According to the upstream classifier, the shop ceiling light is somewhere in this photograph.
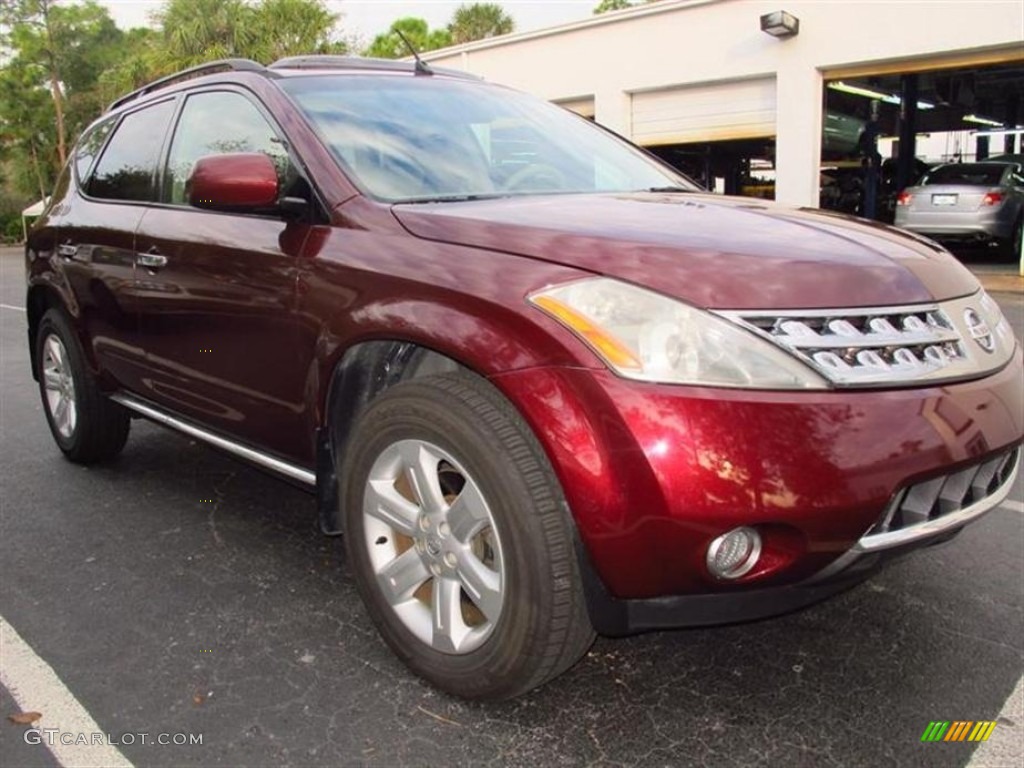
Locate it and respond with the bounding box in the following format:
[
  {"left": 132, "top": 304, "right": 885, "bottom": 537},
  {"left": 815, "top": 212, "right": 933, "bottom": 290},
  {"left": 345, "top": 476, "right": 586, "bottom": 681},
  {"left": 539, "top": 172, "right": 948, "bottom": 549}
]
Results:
[
  {"left": 828, "top": 81, "right": 935, "bottom": 110},
  {"left": 760, "top": 10, "right": 799, "bottom": 38},
  {"left": 964, "top": 114, "right": 1003, "bottom": 127},
  {"left": 972, "top": 127, "right": 1024, "bottom": 137}
]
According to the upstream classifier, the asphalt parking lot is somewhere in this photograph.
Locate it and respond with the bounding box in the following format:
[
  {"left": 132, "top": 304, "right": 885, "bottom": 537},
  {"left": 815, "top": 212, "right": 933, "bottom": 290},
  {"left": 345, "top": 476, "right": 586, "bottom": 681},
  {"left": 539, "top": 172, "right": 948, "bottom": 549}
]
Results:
[{"left": 1, "top": 245, "right": 1022, "bottom": 768}]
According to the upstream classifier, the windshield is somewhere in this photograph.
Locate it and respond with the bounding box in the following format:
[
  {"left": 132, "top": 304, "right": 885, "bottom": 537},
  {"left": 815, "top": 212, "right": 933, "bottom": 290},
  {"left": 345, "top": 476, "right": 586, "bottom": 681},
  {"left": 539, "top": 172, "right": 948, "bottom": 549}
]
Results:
[
  {"left": 279, "top": 74, "right": 698, "bottom": 202},
  {"left": 922, "top": 164, "right": 1008, "bottom": 186}
]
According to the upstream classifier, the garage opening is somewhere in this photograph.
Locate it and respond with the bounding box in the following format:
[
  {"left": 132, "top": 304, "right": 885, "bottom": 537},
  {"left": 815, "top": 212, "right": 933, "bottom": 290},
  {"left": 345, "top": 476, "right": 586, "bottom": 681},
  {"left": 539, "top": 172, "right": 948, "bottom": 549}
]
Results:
[
  {"left": 820, "top": 57, "right": 1024, "bottom": 240},
  {"left": 631, "top": 77, "right": 777, "bottom": 198}
]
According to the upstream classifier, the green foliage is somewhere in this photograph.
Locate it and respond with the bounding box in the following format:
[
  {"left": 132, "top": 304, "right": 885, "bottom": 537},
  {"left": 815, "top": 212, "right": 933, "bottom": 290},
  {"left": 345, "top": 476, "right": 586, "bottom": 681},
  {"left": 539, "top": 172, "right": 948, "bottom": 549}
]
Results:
[
  {"left": 0, "top": 0, "right": 120, "bottom": 196},
  {"left": 0, "top": 0, "right": 346, "bottom": 201},
  {"left": 593, "top": 0, "right": 660, "bottom": 14},
  {"left": 152, "top": 0, "right": 343, "bottom": 71},
  {"left": 364, "top": 17, "right": 451, "bottom": 59},
  {"left": 448, "top": 3, "right": 514, "bottom": 45}
]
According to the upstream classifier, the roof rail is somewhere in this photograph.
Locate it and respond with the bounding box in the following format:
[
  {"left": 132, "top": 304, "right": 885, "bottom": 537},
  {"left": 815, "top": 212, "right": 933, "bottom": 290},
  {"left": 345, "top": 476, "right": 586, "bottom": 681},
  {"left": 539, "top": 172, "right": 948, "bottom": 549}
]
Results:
[
  {"left": 107, "top": 58, "right": 266, "bottom": 112},
  {"left": 269, "top": 55, "right": 481, "bottom": 81}
]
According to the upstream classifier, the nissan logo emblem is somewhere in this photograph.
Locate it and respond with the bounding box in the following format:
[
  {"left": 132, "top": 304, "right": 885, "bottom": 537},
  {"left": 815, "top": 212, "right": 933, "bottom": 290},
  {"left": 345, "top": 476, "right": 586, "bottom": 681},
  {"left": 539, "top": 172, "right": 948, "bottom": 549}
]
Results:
[{"left": 964, "top": 308, "right": 995, "bottom": 353}]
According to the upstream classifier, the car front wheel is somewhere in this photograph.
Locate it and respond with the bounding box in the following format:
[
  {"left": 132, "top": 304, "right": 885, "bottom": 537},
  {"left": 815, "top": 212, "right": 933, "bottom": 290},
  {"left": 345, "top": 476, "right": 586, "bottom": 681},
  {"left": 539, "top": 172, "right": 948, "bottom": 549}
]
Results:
[{"left": 341, "top": 373, "right": 594, "bottom": 700}]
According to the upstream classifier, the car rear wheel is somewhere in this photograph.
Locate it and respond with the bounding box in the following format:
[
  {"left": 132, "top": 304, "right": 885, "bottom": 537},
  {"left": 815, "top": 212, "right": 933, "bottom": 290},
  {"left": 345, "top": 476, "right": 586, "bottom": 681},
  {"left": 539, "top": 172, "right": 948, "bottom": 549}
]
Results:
[
  {"left": 341, "top": 373, "right": 594, "bottom": 700},
  {"left": 1002, "top": 216, "right": 1023, "bottom": 261},
  {"left": 36, "top": 309, "right": 130, "bottom": 463}
]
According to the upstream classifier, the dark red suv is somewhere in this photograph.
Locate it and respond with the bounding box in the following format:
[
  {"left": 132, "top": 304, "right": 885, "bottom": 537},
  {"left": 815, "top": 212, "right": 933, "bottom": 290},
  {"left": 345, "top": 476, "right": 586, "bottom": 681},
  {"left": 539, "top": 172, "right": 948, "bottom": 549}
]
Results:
[{"left": 25, "top": 56, "right": 1023, "bottom": 700}]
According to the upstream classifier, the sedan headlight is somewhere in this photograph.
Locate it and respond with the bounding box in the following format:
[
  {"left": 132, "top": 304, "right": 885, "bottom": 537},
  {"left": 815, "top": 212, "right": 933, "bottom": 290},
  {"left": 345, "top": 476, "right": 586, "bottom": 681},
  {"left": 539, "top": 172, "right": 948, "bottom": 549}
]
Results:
[{"left": 529, "top": 278, "right": 828, "bottom": 389}]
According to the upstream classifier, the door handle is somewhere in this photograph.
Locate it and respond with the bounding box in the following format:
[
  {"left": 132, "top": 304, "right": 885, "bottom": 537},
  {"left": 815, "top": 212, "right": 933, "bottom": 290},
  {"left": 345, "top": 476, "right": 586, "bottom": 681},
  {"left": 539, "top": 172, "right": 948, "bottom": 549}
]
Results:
[
  {"left": 57, "top": 243, "right": 78, "bottom": 259},
  {"left": 137, "top": 250, "right": 168, "bottom": 269}
]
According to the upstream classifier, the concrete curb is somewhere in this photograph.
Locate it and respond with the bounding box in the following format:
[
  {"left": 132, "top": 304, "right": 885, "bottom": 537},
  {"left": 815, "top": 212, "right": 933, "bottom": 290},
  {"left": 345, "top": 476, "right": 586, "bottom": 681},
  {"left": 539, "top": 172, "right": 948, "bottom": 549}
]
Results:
[{"left": 974, "top": 274, "right": 1024, "bottom": 295}]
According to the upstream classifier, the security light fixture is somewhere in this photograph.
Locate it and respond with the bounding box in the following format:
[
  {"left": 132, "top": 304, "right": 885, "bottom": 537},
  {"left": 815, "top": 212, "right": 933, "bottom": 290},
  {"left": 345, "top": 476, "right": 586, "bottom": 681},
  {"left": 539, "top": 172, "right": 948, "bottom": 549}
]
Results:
[{"left": 760, "top": 10, "right": 799, "bottom": 38}]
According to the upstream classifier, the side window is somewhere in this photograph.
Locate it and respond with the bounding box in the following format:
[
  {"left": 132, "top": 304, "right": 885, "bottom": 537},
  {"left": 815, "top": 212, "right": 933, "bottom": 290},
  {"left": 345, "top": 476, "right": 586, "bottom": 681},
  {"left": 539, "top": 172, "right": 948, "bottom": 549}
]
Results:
[
  {"left": 165, "top": 91, "right": 290, "bottom": 205},
  {"left": 74, "top": 118, "right": 116, "bottom": 185},
  {"left": 88, "top": 101, "right": 175, "bottom": 202}
]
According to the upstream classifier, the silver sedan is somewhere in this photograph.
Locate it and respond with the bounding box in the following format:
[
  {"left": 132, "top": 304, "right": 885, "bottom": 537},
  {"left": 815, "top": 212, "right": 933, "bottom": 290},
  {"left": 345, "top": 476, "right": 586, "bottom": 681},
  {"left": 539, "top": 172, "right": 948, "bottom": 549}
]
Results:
[{"left": 895, "top": 161, "right": 1024, "bottom": 258}]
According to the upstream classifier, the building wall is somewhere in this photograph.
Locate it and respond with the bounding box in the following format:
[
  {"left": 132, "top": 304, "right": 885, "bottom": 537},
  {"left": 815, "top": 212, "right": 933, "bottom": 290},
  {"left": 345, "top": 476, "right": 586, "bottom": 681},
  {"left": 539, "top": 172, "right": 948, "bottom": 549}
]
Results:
[{"left": 422, "top": 0, "right": 1024, "bottom": 207}]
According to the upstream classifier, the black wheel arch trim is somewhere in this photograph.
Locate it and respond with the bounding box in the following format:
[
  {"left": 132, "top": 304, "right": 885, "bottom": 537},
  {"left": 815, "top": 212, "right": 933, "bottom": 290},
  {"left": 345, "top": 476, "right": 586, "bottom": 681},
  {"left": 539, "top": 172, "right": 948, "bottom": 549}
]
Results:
[{"left": 317, "top": 340, "right": 462, "bottom": 534}]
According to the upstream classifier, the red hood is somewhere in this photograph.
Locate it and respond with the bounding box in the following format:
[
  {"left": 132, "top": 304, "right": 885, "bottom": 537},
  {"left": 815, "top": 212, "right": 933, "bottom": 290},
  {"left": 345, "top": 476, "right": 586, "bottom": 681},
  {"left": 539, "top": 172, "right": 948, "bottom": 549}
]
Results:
[{"left": 391, "top": 192, "right": 979, "bottom": 310}]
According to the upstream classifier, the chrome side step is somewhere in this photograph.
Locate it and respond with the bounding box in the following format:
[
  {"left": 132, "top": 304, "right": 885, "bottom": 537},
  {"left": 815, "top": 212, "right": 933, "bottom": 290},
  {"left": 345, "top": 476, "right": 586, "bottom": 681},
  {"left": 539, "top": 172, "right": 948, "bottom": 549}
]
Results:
[{"left": 110, "top": 393, "right": 316, "bottom": 487}]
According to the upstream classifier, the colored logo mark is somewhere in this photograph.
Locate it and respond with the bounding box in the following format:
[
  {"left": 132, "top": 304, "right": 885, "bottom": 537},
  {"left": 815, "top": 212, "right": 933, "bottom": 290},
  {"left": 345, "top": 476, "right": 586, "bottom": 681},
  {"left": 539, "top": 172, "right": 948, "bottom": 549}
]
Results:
[{"left": 921, "top": 721, "right": 997, "bottom": 742}]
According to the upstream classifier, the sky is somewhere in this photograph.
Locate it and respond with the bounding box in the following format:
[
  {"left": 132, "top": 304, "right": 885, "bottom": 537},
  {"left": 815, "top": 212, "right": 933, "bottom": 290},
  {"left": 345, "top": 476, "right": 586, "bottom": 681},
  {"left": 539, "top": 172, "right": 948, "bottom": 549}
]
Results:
[{"left": 97, "top": 1, "right": 598, "bottom": 44}]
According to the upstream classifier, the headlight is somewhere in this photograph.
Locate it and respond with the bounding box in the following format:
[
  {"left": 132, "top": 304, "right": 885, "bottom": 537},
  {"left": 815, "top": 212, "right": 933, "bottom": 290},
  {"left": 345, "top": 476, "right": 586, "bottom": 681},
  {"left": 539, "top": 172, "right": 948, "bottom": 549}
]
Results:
[
  {"left": 979, "top": 288, "right": 1017, "bottom": 349},
  {"left": 529, "top": 278, "right": 828, "bottom": 389}
]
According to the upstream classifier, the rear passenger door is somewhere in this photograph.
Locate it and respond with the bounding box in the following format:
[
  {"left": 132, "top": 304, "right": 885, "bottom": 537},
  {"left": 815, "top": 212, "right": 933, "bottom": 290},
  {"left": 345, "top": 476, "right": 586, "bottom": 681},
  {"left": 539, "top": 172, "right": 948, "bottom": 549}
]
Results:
[
  {"left": 59, "top": 99, "right": 176, "bottom": 391},
  {"left": 133, "top": 88, "right": 317, "bottom": 464}
]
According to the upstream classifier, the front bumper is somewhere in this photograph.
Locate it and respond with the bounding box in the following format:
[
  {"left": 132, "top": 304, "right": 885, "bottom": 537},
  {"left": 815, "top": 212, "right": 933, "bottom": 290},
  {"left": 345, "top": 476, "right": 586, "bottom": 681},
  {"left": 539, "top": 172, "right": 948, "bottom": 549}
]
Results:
[{"left": 492, "top": 347, "right": 1024, "bottom": 631}]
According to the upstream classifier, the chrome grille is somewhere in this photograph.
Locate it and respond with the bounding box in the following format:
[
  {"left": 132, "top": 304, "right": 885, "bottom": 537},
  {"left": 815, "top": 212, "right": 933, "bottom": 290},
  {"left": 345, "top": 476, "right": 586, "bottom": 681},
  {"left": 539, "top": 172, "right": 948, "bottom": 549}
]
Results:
[
  {"left": 719, "top": 292, "right": 1016, "bottom": 388},
  {"left": 865, "top": 446, "right": 1020, "bottom": 544}
]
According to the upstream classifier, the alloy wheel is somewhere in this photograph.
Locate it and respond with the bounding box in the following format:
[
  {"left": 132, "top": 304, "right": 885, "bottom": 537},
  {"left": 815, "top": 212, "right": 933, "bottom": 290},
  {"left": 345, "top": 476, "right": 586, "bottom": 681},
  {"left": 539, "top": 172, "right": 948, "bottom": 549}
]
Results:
[
  {"left": 42, "top": 334, "right": 78, "bottom": 438},
  {"left": 362, "top": 439, "right": 505, "bottom": 655}
]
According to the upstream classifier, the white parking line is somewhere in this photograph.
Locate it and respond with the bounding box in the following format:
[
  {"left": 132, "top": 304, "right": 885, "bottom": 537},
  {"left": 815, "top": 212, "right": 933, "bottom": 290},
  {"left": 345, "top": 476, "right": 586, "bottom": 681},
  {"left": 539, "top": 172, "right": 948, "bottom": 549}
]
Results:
[
  {"left": 1001, "top": 499, "right": 1024, "bottom": 514},
  {"left": 967, "top": 675, "right": 1023, "bottom": 767},
  {"left": 0, "top": 615, "right": 133, "bottom": 768},
  {"left": 0, "top": 304, "right": 26, "bottom": 312}
]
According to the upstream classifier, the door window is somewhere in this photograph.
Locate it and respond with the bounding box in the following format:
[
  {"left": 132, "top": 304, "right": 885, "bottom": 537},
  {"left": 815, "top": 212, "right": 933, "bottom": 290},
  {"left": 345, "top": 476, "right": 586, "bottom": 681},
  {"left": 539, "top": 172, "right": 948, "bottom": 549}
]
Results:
[
  {"left": 74, "top": 118, "right": 116, "bottom": 185},
  {"left": 164, "top": 91, "right": 291, "bottom": 205},
  {"left": 88, "top": 100, "right": 175, "bottom": 201}
]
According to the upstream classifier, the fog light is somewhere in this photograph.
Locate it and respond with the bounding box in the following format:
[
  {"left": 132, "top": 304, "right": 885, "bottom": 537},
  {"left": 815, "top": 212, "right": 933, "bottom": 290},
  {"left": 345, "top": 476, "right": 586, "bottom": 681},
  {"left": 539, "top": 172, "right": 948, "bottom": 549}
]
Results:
[{"left": 706, "top": 527, "right": 762, "bottom": 580}]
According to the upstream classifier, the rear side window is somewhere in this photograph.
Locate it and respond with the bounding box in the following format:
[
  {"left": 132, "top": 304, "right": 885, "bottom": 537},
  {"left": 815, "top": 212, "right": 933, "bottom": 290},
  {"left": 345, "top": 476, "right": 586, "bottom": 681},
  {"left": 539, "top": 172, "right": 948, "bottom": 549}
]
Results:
[
  {"left": 164, "top": 91, "right": 290, "bottom": 205},
  {"left": 74, "top": 118, "right": 115, "bottom": 185},
  {"left": 922, "top": 164, "right": 1008, "bottom": 187},
  {"left": 88, "top": 100, "right": 175, "bottom": 202}
]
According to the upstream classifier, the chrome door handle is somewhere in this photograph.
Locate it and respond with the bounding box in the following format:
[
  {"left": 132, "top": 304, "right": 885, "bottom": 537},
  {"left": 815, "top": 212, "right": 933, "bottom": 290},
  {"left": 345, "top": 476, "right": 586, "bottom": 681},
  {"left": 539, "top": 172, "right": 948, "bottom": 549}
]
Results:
[
  {"left": 57, "top": 243, "right": 78, "bottom": 258},
  {"left": 137, "top": 251, "right": 168, "bottom": 269}
]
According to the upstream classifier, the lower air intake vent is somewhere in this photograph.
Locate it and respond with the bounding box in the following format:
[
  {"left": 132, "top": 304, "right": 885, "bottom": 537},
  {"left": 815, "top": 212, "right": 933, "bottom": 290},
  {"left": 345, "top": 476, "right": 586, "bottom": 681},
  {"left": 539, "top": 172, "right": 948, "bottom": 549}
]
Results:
[{"left": 864, "top": 446, "right": 1020, "bottom": 546}]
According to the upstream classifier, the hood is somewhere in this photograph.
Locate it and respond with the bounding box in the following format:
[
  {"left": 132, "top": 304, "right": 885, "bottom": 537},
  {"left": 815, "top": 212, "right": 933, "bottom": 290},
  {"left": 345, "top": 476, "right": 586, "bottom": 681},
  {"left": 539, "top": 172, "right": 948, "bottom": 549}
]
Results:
[{"left": 391, "top": 193, "right": 979, "bottom": 310}]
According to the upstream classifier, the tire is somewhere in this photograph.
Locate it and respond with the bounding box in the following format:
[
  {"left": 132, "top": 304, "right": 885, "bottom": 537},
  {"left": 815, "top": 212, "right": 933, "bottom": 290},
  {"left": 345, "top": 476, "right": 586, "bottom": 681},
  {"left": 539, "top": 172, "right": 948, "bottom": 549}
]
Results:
[
  {"left": 1001, "top": 216, "right": 1023, "bottom": 262},
  {"left": 341, "top": 373, "right": 595, "bottom": 700},
  {"left": 35, "top": 308, "right": 130, "bottom": 463}
]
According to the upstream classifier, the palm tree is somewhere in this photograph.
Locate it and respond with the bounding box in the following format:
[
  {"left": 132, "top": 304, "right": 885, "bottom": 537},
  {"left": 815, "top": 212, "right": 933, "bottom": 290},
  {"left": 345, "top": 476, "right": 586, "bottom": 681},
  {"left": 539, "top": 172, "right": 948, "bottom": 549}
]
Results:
[
  {"left": 448, "top": 3, "right": 514, "bottom": 46},
  {"left": 365, "top": 17, "right": 451, "bottom": 59}
]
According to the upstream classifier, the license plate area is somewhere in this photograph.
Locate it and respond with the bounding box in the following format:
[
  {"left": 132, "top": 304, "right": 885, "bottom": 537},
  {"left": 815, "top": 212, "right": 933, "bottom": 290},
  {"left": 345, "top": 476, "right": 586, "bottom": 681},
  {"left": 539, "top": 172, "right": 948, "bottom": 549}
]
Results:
[{"left": 931, "top": 193, "right": 958, "bottom": 206}]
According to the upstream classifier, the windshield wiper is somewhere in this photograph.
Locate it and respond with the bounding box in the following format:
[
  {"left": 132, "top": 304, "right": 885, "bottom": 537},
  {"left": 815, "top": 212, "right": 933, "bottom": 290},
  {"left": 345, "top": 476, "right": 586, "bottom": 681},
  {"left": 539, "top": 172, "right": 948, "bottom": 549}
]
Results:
[
  {"left": 398, "top": 193, "right": 510, "bottom": 204},
  {"left": 642, "top": 186, "right": 696, "bottom": 193}
]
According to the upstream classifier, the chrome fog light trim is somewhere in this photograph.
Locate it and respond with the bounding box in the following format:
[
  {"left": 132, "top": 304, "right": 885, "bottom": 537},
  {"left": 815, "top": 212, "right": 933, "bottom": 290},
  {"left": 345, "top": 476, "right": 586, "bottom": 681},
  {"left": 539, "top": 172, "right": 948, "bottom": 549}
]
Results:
[{"left": 706, "top": 527, "right": 762, "bottom": 580}]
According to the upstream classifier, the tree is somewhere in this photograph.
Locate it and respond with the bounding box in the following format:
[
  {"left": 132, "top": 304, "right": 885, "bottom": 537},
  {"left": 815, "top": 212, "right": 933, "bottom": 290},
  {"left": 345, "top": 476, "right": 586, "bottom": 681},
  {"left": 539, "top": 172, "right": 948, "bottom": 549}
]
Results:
[
  {"left": 152, "top": 0, "right": 344, "bottom": 71},
  {"left": 364, "top": 17, "right": 451, "bottom": 59},
  {"left": 0, "top": 0, "right": 348, "bottom": 205},
  {"left": 0, "top": 0, "right": 124, "bottom": 191},
  {"left": 448, "top": 3, "right": 513, "bottom": 45},
  {"left": 593, "top": 0, "right": 632, "bottom": 12},
  {"left": 593, "top": 0, "right": 662, "bottom": 14}
]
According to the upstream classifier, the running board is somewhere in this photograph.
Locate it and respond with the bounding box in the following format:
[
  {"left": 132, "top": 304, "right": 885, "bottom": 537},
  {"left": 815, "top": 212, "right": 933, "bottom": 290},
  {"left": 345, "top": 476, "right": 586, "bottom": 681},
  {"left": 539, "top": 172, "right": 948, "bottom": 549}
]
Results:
[{"left": 110, "top": 393, "right": 316, "bottom": 487}]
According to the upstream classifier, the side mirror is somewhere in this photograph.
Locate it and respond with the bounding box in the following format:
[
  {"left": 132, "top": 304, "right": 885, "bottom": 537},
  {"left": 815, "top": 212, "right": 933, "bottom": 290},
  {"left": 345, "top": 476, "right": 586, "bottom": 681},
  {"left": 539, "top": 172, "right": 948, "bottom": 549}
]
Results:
[{"left": 187, "top": 153, "right": 279, "bottom": 210}]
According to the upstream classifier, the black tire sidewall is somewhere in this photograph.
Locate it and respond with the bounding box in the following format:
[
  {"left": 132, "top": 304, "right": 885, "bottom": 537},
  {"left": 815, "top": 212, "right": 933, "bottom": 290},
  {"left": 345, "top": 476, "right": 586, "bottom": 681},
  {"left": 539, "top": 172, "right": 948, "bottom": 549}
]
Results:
[{"left": 342, "top": 379, "right": 569, "bottom": 699}]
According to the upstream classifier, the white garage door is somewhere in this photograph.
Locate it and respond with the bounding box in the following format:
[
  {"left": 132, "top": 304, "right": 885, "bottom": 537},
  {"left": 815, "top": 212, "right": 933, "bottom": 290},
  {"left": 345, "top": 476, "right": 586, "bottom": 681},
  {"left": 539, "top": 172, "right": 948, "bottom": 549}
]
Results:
[
  {"left": 631, "top": 77, "right": 777, "bottom": 146},
  {"left": 553, "top": 97, "right": 595, "bottom": 119}
]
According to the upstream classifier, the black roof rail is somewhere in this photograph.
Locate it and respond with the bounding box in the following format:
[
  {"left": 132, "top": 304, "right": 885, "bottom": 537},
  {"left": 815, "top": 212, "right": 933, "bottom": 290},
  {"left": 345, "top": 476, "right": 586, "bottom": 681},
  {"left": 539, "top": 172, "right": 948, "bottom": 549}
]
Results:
[
  {"left": 107, "top": 58, "right": 266, "bottom": 112},
  {"left": 269, "top": 55, "right": 481, "bottom": 81}
]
